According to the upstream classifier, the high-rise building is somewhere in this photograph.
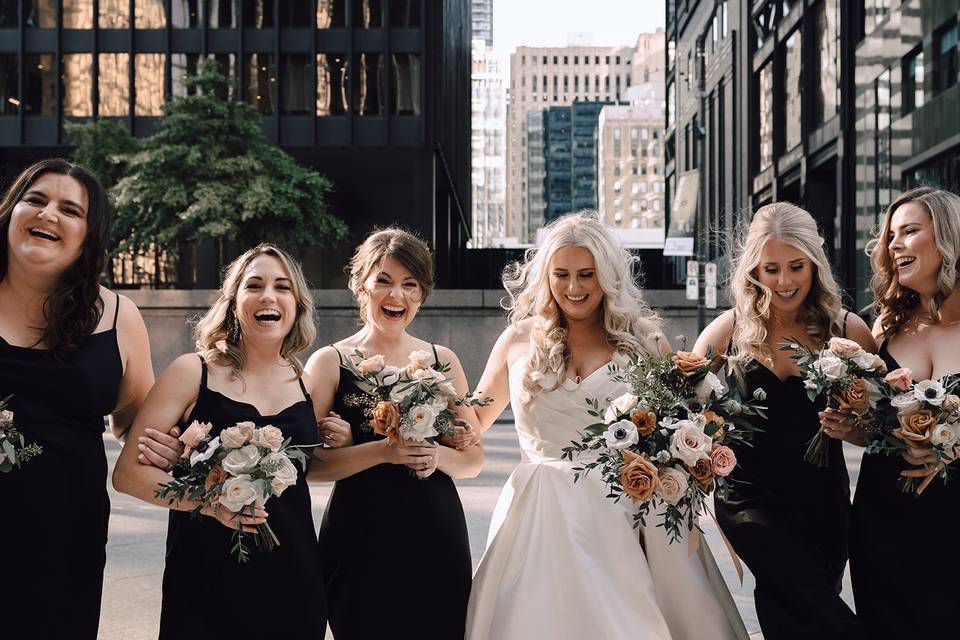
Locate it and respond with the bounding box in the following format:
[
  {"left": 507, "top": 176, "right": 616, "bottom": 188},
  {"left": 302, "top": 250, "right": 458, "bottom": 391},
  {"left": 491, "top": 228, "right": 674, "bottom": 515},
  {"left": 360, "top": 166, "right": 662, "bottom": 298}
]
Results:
[
  {"left": 470, "top": 39, "right": 506, "bottom": 248},
  {"left": 597, "top": 84, "right": 666, "bottom": 233},
  {"left": 470, "top": 0, "right": 493, "bottom": 47},
  {"left": 506, "top": 31, "right": 665, "bottom": 243}
]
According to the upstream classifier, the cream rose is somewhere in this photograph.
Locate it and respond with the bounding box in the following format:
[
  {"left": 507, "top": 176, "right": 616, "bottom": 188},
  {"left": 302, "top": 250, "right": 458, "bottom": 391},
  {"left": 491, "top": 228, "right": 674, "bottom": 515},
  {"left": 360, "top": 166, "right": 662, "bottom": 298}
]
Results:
[
  {"left": 669, "top": 424, "right": 713, "bottom": 466},
  {"left": 356, "top": 353, "right": 386, "bottom": 374},
  {"left": 218, "top": 475, "right": 261, "bottom": 512},
  {"left": 221, "top": 444, "right": 263, "bottom": 475},
  {"left": 221, "top": 425, "right": 252, "bottom": 449},
  {"left": 710, "top": 444, "right": 737, "bottom": 477},
  {"left": 884, "top": 368, "right": 913, "bottom": 391},
  {"left": 891, "top": 391, "right": 923, "bottom": 414},
  {"left": 694, "top": 371, "right": 726, "bottom": 401},
  {"left": 375, "top": 365, "right": 403, "bottom": 387},
  {"left": 929, "top": 423, "right": 959, "bottom": 448},
  {"left": 943, "top": 394, "right": 960, "bottom": 413},
  {"left": 408, "top": 350, "right": 434, "bottom": 369},
  {"left": 611, "top": 392, "right": 639, "bottom": 416},
  {"left": 828, "top": 337, "right": 864, "bottom": 358},
  {"left": 850, "top": 350, "right": 881, "bottom": 371},
  {"left": 262, "top": 452, "right": 299, "bottom": 496},
  {"left": 812, "top": 355, "right": 847, "bottom": 381},
  {"left": 252, "top": 425, "right": 284, "bottom": 451},
  {"left": 620, "top": 451, "right": 659, "bottom": 503},
  {"left": 656, "top": 466, "right": 689, "bottom": 505},
  {"left": 401, "top": 404, "right": 440, "bottom": 442}
]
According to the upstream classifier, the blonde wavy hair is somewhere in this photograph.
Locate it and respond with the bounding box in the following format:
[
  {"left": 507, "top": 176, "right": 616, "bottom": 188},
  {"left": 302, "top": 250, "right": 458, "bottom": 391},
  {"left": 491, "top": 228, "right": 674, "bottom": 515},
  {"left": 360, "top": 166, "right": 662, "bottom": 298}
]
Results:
[
  {"left": 503, "top": 211, "right": 663, "bottom": 398},
  {"left": 867, "top": 187, "right": 960, "bottom": 340},
  {"left": 728, "top": 202, "right": 844, "bottom": 366},
  {"left": 195, "top": 243, "right": 316, "bottom": 378}
]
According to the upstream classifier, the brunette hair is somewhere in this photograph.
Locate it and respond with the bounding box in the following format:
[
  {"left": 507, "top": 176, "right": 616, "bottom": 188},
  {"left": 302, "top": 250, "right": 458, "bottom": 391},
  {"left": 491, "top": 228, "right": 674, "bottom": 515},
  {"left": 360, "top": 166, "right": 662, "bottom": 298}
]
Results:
[{"left": 347, "top": 228, "right": 434, "bottom": 323}]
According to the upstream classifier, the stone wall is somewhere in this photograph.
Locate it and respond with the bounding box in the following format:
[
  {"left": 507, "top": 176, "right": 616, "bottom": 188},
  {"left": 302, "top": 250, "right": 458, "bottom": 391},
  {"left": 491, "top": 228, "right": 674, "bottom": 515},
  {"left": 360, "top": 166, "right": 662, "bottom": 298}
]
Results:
[{"left": 125, "top": 289, "right": 722, "bottom": 384}]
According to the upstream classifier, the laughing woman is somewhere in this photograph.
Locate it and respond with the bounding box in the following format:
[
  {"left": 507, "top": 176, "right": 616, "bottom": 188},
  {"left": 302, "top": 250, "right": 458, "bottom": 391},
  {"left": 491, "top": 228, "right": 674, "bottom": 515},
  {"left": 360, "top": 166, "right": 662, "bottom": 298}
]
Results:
[
  {"left": 0, "top": 159, "right": 156, "bottom": 639},
  {"left": 306, "top": 228, "right": 482, "bottom": 640},
  {"left": 113, "top": 244, "right": 327, "bottom": 640}
]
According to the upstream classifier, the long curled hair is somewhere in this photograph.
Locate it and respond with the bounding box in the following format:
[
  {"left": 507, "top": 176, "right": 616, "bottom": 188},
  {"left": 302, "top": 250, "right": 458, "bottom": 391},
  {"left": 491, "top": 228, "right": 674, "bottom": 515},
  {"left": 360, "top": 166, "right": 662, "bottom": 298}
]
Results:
[
  {"left": 0, "top": 158, "right": 112, "bottom": 351},
  {"left": 867, "top": 187, "right": 960, "bottom": 340},
  {"left": 728, "top": 202, "right": 844, "bottom": 366},
  {"left": 195, "top": 243, "right": 316, "bottom": 378},
  {"left": 503, "top": 211, "right": 662, "bottom": 398}
]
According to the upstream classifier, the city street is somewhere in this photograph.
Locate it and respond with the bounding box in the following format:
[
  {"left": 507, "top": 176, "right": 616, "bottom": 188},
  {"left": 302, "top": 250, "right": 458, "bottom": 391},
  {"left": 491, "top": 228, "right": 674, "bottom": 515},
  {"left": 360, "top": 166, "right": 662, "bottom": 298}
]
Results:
[{"left": 97, "top": 418, "right": 860, "bottom": 639}]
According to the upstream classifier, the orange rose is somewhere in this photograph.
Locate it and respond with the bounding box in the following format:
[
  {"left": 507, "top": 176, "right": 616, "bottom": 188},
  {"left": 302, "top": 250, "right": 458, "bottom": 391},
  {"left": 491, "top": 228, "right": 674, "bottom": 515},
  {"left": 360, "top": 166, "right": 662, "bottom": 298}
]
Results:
[
  {"left": 205, "top": 464, "right": 226, "bottom": 492},
  {"left": 690, "top": 458, "right": 715, "bottom": 488},
  {"left": 893, "top": 410, "right": 935, "bottom": 451},
  {"left": 619, "top": 450, "right": 659, "bottom": 503},
  {"left": 835, "top": 378, "right": 869, "bottom": 414},
  {"left": 630, "top": 410, "right": 658, "bottom": 436},
  {"left": 370, "top": 401, "right": 401, "bottom": 439},
  {"left": 702, "top": 410, "right": 724, "bottom": 427},
  {"left": 943, "top": 394, "right": 960, "bottom": 413},
  {"left": 672, "top": 351, "right": 710, "bottom": 376}
]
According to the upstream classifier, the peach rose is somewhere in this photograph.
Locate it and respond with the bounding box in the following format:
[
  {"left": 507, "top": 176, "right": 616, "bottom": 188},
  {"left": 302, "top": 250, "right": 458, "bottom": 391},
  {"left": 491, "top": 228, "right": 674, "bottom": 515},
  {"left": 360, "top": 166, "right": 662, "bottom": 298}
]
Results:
[
  {"left": 893, "top": 410, "right": 935, "bottom": 450},
  {"left": 370, "top": 400, "right": 401, "bottom": 439},
  {"left": 408, "top": 350, "right": 434, "bottom": 370},
  {"left": 835, "top": 378, "right": 869, "bottom": 414},
  {"left": 710, "top": 444, "right": 737, "bottom": 477},
  {"left": 221, "top": 424, "right": 253, "bottom": 449},
  {"left": 179, "top": 420, "right": 213, "bottom": 452},
  {"left": 828, "top": 336, "right": 864, "bottom": 358},
  {"left": 656, "top": 466, "right": 689, "bottom": 505},
  {"left": 630, "top": 410, "right": 658, "bottom": 436},
  {"left": 205, "top": 464, "right": 226, "bottom": 492},
  {"left": 690, "top": 458, "right": 715, "bottom": 488},
  {"left": 619, "top": 450, "right": 659, "bottom": 503},
  {"left": 702, "top": 410, "right": 724, "bottom": 428},
  {"left": 672, "top": 351, "right": 710, "bottom": 376},
  {"left": 883, "top": 367, "right": 913, "bottom": 391},
  {"left": 356, "top": 353, "right": 386, "bottom": 374},
  {"left": 252, "top": 425, "right": 284, "bottom": 451},
  {"left": 943, "top": 394, "right": 960, "bottom": 413}
]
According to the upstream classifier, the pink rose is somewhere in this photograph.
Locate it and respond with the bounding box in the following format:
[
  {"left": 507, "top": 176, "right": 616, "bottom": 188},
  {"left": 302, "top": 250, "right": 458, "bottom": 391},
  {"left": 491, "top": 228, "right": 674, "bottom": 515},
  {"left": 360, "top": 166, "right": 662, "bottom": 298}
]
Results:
[
  {"left": 884, "top": 367, "right": 913, "bottom": 391},
  {"left": 179, "top": 420, "right": 212, "bottom": 453},
  {"left": 710, "top": 444, "right": 737, "bottom": 477},
  {"left": 828, "top": 337, "right": 864, "bottom": 358},
  {"left": 408, "top": 350, "right": 434, "bottom": 370},
  {"left": 356, "top": 354, "right": 386, "bottom": 374}
]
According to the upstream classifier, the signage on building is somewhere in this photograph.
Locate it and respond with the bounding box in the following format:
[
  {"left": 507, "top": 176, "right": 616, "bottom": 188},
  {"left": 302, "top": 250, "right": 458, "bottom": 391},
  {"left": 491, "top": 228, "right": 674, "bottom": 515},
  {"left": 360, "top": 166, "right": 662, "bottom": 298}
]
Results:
[{"left": 663, "top": 169, "right": 698, "bottom": 256}]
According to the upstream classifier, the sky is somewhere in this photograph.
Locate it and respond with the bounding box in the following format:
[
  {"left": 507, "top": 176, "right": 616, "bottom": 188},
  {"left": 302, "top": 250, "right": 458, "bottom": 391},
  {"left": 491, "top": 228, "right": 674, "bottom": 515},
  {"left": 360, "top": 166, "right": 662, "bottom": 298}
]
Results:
[{"left": 491, "top": 0, "right": 667, "bottom": 71}]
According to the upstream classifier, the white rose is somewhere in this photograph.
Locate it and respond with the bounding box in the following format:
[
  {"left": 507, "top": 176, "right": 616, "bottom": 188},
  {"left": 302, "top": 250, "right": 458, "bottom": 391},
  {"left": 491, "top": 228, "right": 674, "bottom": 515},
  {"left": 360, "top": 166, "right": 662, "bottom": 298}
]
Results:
[
  {"left": 262, "top": 452, "right": 299, "bottom": 496},
  {"left": 438, "top": 380, "right": 458, "bottom": 397},
  {"left": 891, "top": 391, "right": 924, "bottom": 414},
  {"left": 401, "top": 404, "right": 440, "bottom": 442},
  {"left": 356, "top": 353, "right": 386, "bottom": 374},
  {"left": 753, "top": 388, "right": 767, "bottom": 401},
  {"left": 430, "top": 394, "right": 449, "bottom": 412},
  {"left": 914, "top": 379, "right": 947, "bottom": 406},
  {"left": 694, "top": 372, "right": 726, "bottom": 400},
  {"left": 930, "top": 423, "right": 958, "bottom": 448},
  {"left": 656, "top": 466, "right": 690, "bottom": 505},
  {"left": 812, "top": 355, "right": 847, "bottom": 381},
  {"left": 220, "top": 425, "right": 250, "bottom": 449},
  {"left": 252, "top": 425, "right": 284, "bottom": 451},
  {"left": 611, "top": 392, "right": 639, "bottom": 415},
  {"left": 218, "top": 475, "right": 261, "bottom": 512},
  {"left": 669, "top": 424, "right": 713, "bottom": 466},
  {"left": 850, "top": 350, "right": 876, "bottom": 371},
  {"left": 189, "top": 436, "right": 221, "bottom": 466},
  {"left": 221, "top": 444, "right": 263, "bottom": 475},
  {"left": 408, "top": 350, "right": 434, "bottom": 369},
  {"left": 603, "top": 419, "right": 639, "bottom": 449},
  {"left": 377, "top": 365, "right": 403, "bottom": 387}
]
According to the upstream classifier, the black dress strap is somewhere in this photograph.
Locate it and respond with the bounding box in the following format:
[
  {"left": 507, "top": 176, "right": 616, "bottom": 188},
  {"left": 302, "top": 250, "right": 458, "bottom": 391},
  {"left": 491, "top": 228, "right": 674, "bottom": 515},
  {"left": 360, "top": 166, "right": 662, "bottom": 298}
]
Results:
[
  {"left": 297, "top": 376, "right": 309, "bottom": 399},
  {"left": 112, "top": 291, "right": 121, "bottom": 329},
  {"left": 842, "top": 310, "right": 850, "bottom": 338},
  {"left": 197, "top": 354, "right": 208, "bottom": 389},
  {"left": 331, "top": 345, "right": 345, "bottom": 366},
  {"left": 725, "top": 311, "right": 737, "bottom": 356},
  {"left": 431, "top": 343, "right": 441, "bottom": 369}
]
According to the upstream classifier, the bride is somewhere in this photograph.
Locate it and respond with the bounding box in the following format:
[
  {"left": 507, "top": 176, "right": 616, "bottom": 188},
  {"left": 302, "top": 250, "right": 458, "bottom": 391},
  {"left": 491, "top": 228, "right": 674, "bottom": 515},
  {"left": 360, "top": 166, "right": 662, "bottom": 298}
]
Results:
[{"left": 464, "top": 212, "right": 747, "bottom": 639}]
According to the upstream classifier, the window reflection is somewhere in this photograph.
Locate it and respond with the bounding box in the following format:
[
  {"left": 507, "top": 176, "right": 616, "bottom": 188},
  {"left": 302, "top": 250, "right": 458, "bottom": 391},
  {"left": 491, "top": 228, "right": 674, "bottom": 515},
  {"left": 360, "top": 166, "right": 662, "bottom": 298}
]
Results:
[
  {"left": 758, "top": 62, "right": 773, "bottom": 170},
  {"left": 24, "top": 54, "right": 55, "bottom": 115},
  {"left": 171, "top": 0, "right": 200, "bottom": 27},
  {"left": 173, "top": 53, "right": 235, "bottom": 98},
  {"left": 62, "top": 54, "right": 93, "bottom": 117},
  {"left": 0, "top": 55, "right": 18, "bottom": 115},
  {"left": 99, "top": 53, "right": 130, "bottom": 116},
  {"left": 353, "top": 0, "right": 382, "bottom": 28},
  {"left": 316, "top": 0, "right": 346, "bottom": 28},
  {"left": 903, "top": 49, "right": 924, "bottom": 116},
  {"left": 354, "top": 53, "right": 383, "bottom": 115},
  {"left": 136, "top": 0, "right": 167, "bottom": 28},
  {"left": 99, "top": 0, "right": 130, "bottom": 28},
  {"left": 814, "top": 0, "right": 839, "bottom": 126},
  {"left": 281, "top": 54, "right": 311, "bottom": 114},
  {"left": 390, "top": 53, "right": 420, "bottom": 115},
  {"left": 244, "top": 53, "right": 275, "bottom": 114},
  {"left": 390, "top": 0, "right": 420, "bottom": 27},
  {"left": 317, "top": 53, "right": 348, "bottom": 115},
  {"left": 242, "top": 1, "right": 275, "bottom": 28},
  {"left": 63, "top": 0, "right": 93, "bottom": 28},
  {"left": 279, "top": 1, "right": 311, "bottom": 27},
  {"left": 27, "top": 0, "right": 56, "bottom": 27},
  {"left": 783, "top": 30, "right": 802, "bottom": 151},
  {"left": 136, "top": 54, "right": 165, "bottom": 116},
  {"left": 207, "top": 0, "right": 237, "bottom": 28}
]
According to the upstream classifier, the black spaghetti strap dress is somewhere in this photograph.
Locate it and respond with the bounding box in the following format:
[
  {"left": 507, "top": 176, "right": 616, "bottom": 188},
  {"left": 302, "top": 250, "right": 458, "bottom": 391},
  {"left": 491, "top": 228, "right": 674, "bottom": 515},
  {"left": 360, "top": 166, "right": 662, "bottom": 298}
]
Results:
[
  {"left": 318, "top": 345, "right": 472, "bottom": 640},
  {"left": 848, "top": 341, "right": 960, "bottom": 638},
  {"left": 0, "top": 292, "right": 123, "bottom": 640},
  {"left": 158, "top": 356, "right": 326, "bottom": 640},
  {"left": 715, "top": 315, "right": 867, "bottom": 639}
]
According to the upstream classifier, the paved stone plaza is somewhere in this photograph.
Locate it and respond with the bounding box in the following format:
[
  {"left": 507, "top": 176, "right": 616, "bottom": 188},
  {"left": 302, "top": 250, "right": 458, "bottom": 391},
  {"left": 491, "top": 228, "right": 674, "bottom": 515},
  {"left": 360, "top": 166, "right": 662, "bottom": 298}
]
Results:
[{"left": 98, "top": 421, "right": 859, "bottom": 639}]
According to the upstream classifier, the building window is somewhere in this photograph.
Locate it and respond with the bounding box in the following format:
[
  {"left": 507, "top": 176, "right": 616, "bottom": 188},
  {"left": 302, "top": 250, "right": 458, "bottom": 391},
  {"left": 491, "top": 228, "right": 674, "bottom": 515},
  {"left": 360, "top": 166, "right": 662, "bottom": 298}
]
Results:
[
  {"left": 317, "top": 0, "right": 347, "bottom": 27},
  {"left": 27, "top": 1, "right": 56, "bottom": 27},
  {"left": 563, "top": 56, "right": 568, "bottom": 65},
  {"left": 207, "top": 0, "right": 237, "bottom": 27},
  {"left": 783, "top": 29, "right": 802, "bottom": 152},
  {"left": 614, "top": 165, "right": 621, "bottom": 177},
  {"left": 98, "top": 53, "right": 129, "bottom": 116},
  {"left": 244, "top": 53, "right": 276, "bottom": 114},
  {"left": 0, "top": 1, "right": 16, "bottom": 27},
  {"left": 279, "top": 1, "right": 312, "bottom": 26},
  {"left": 64, "top": 0, "right": 93, "bottom": 28},
  {"left": 172, "top": 53, "right": 200, "bottom": 97},
  {"left": 631, "top": 182, "right": 639, "bottom": 194},
  {"left": 814, "top": 0, "right": 839, "bottom": 126},
  {"left": 0, "top": 55, "right": 19, "bottom": 115},
  {"left": 317, "top": 53, "right": 348, "bottom": 115},
  {"left": 391, "top": 53, "right": 420, "bottom": 115},
  {"left": 903, "top": 47, "right": 925, "bottom": 116},
  {"left": 758, "top": 61, "right": 773, "bottom": 170},
  {"left": 876, "top": 68, "right": 892, "bottom": 208},
  {"left": 631, "top": 198, "right": 639, "bottom": 212},
  {"left": 722, "top": 1, "right": 729, "bottom": 38},
  {"left": 170, "top": 0, "right": 200, "bottom": 27},
  {"left": 389, "top": 0, "right": 419, "bottom": 27},
  {"left": 135, "top": 53, "right": 165, "bottom": 116},
  {"left": 574, "top": 56, "right": 579, "bottom": 64},
  {"left": 553, "top": 56, "right": 558, "bottom": 65},
  {"left": 613, "top": 180, "right": 621, "bottom": 194},
  {"left": 242, "top": 0, "right": 274, "bottom": 28},
  {"left": 136, "top": 0, "right": 167, "bottom": 28},
  {"left": 354, "top": 53, "right": 383, "bottom": 115},
  {"left": 935, "top": 20, "right": 958, "bottom": 95},
  {"left": 281, "top": 54, "right": 311, "bottom": 114},
  {"left": 640, "top": 182, "right": 647, "bottom": 193},
  {"left": 62, "top": 54, "right": 93, "bottom": 117},
  {"left": 613, "top": 127, "right": 622, "bottom": 157},
  {"left": 99, "top": 0, "right": 129, "bottom": 28}
]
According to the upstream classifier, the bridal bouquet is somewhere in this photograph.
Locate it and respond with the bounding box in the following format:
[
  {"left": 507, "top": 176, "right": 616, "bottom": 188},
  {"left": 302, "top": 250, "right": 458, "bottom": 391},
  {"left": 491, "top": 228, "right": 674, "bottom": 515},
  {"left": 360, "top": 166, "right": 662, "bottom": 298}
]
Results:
[
  {"left": 156, "top": 420, "right": 312, "bottom": 562},
  {"left": 864, "top": 368, "right": 960, "bottom": 494},
  {"left": 343, "top": 350, "right": 489, "bottom": 444},
  {"left": 0, "top": 395, "right": 43, "bottom": 473},
  {"left": 561, "top": 351, "right": 765, "bottom": 543},
  {"left": 781, "top": 336, "right": 888, "bottom": 467}
]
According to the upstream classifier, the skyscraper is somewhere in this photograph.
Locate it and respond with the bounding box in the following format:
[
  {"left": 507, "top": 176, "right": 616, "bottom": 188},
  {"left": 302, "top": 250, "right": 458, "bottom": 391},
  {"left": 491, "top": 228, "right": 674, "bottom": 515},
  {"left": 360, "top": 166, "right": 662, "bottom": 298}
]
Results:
[
  {"left": 470, "top": 39, "right": 506, "bottom": 247},
  {"left": 470, "top": 0, "right": 493, "bottom": 47}
]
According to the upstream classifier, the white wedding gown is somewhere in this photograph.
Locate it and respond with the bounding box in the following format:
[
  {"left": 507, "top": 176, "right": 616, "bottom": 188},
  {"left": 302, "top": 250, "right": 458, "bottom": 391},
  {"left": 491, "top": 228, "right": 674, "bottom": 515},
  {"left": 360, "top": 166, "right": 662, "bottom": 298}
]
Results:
[{"left": 465, "top": 357, "right": 748, "bottom": 640}]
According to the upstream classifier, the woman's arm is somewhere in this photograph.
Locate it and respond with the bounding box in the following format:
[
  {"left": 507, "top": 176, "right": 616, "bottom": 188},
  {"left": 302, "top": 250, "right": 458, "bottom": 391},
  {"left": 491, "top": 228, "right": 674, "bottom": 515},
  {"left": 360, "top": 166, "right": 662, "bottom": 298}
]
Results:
[
  {"left": 693, "top": 309, "right": 735, "bottom": 358},
  {"left": 109, "top": 294, "right": 155, "bottom": 442},
  {"left": 427, "top": 346, "right": 483, "bottom": 480},
  {"left": 472, "top": 327, "right": 520, "bottom": 433}
]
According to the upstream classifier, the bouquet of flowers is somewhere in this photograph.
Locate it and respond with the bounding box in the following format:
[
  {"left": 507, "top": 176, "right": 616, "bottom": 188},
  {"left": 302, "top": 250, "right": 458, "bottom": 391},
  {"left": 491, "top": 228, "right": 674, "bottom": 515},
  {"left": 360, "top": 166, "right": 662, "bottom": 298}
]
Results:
[
  {"left": 864, "top": 368, "right": 960, "bottom": 494},
  {"left": 0, "top": 395, "right": 43, "bottom": 472},
  {"left": 156, "top": 420, "right": 312, "bottom": 562},
  {"left": 781, "top": 336, "right": 888, "bottom": 467},
  {"left": 561, "top": 351, "right": 765, "bottom": 543},
  {"left": 343, "top": 350, "right": 490, "bottom": 444}
]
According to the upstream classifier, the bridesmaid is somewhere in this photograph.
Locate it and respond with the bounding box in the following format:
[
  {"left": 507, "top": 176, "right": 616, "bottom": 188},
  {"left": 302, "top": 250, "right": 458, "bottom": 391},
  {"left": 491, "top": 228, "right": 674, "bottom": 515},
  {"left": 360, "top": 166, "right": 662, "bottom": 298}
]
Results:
[
  {"left": 842, "top": 187, "right": 960, "bottom": 637},
  {"left": 306, "top": 228, "right": 481, "bottom": 640},
  {"left": 0, "top": 158, "right": 157, "bottom": 639},
  {"left": 694, "top": 203, "right": 872, "bottom": 639},
  {"left": 113, "top": 244, "right": 330, "bottom": 639}
]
